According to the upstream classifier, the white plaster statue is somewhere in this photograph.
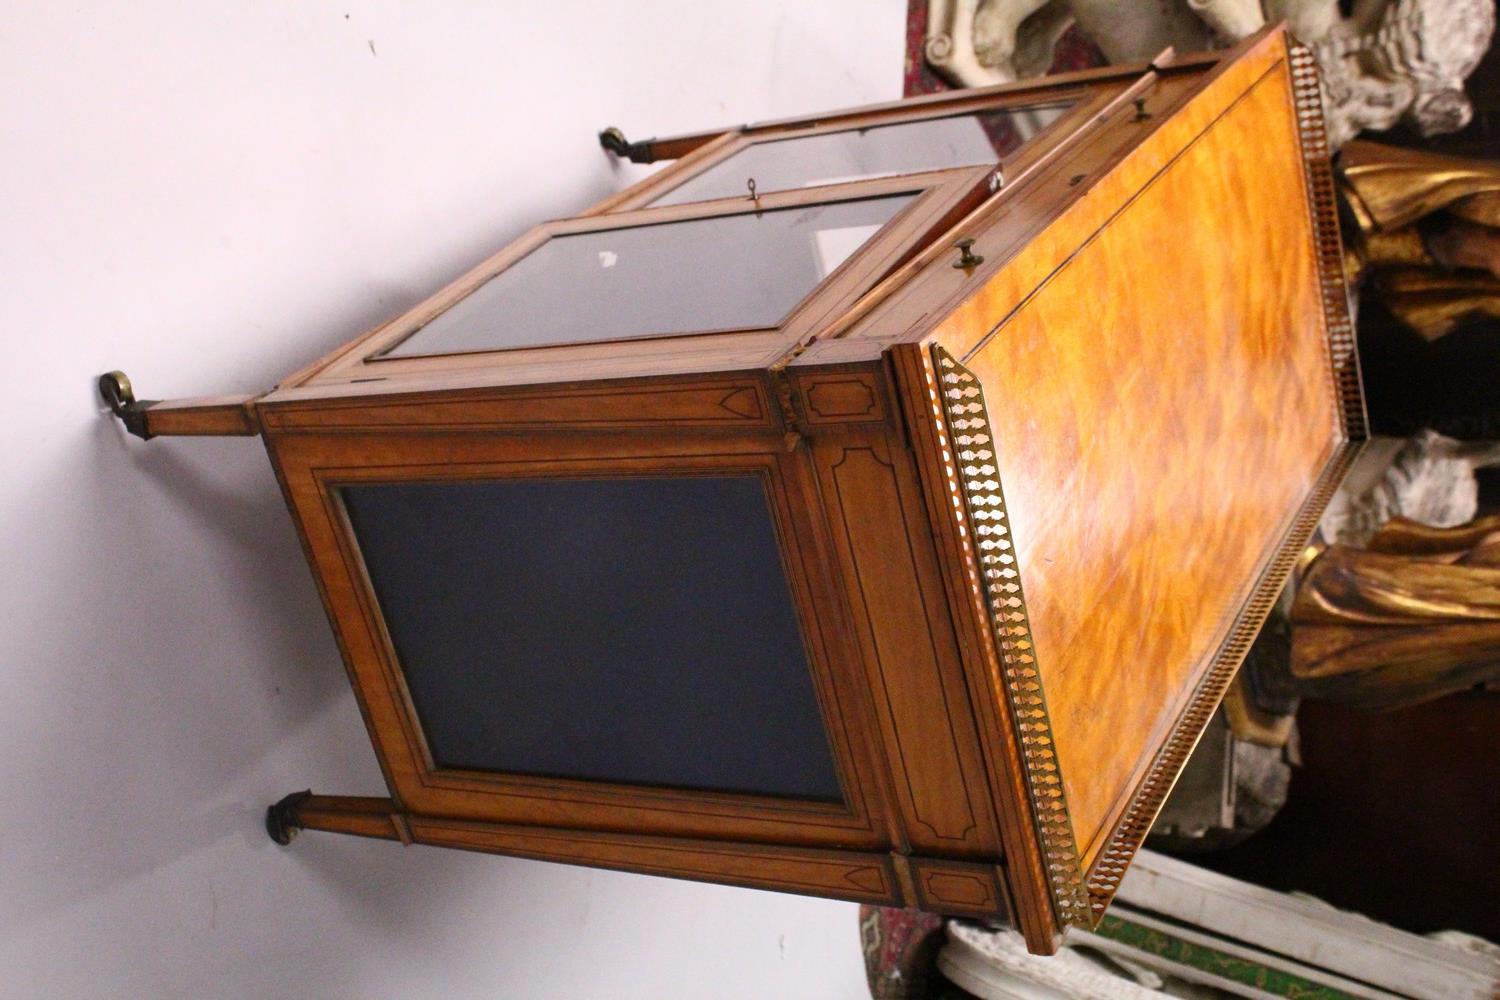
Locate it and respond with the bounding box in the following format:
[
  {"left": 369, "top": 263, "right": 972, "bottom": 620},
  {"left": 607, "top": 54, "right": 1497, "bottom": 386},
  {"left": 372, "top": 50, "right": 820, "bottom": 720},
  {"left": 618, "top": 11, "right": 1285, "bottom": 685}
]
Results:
[
  {"left": 1319, "top": 429, "right": 1500, "bottom": 547},
  {"left": 925, "top": 0, "right": 1495, "bottom": 147}
]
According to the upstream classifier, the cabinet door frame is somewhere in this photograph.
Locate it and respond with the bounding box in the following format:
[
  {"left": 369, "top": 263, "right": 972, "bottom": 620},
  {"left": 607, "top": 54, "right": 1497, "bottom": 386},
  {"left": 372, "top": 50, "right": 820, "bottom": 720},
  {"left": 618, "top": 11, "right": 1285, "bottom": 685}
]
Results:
[
  {"left": 289, "top": 166, "right": 994, "bottom": 392},
  {"left": 269, "top": 422, "right": 895, "bottom": 849},
  {"left": 605, "top": 89, "right": 1092, "bottom": 213}
]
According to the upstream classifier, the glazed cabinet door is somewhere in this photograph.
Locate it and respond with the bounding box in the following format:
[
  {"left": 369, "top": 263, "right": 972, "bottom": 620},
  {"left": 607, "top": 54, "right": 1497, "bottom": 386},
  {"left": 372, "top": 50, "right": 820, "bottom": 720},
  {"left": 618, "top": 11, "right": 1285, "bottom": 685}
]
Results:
[{"left": 265, "top": 412, "right": 895, "bottom": 851}]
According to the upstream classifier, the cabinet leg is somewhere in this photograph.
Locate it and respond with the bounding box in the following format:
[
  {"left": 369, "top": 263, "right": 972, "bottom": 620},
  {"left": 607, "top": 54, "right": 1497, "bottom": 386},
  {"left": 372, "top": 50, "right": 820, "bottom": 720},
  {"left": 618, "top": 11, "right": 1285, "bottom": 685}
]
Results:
[
  {"left": 99, "top": 371, "right": 260, "bottom": 440},
  {"left": 265, "top": 791, "right": 406, "bottom": 846}
]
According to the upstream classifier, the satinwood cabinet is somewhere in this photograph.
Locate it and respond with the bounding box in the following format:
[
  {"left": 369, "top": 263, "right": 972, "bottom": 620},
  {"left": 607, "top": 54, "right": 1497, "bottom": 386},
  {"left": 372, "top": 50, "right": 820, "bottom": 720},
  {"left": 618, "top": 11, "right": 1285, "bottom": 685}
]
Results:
[{"left": 103, "top": 27, "right": 1364, "bottom": 953}]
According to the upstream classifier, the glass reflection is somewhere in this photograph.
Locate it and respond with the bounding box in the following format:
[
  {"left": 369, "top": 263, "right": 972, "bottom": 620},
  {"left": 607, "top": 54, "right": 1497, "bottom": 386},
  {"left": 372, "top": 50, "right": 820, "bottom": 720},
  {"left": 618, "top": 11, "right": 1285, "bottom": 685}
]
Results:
[
  {"left": 651, "top": 103, "right": 1070, "bottom": 207},
  {"left": 386, "top": 193, "right": 916, "bottom": 358}
]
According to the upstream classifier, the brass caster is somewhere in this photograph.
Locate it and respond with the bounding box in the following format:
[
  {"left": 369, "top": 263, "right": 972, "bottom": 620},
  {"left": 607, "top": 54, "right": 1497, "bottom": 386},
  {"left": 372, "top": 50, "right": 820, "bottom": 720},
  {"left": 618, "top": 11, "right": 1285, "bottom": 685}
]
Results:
[
  {"left": 266, "top": 789, "right": 313, "bottom": 846},
  {"left": 598, "top": 127, "right": 654, "bottom": 163},
  {"left": 98, "top": 370, "right": 156, "bottom": 440}
]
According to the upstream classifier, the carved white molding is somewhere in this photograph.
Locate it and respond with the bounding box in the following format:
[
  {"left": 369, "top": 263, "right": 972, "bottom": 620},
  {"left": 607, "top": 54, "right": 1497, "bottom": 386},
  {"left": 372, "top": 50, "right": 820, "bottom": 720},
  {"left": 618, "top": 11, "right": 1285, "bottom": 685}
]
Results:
[
  {"left": 941, "top": 850, "right": 1500, "bottom": 1000},
  {"left": 924, "top": 0, "right": 1496, "bottom": 148},
  {"left": 1320, "top": 430, "right": 1500, "bottom": 547},
  {"left": 1110, "top": 850, "right": 1500, "bottom": 1000},
  {"left": 940, "top": 921, "right": 1171, "bottom": 999}
]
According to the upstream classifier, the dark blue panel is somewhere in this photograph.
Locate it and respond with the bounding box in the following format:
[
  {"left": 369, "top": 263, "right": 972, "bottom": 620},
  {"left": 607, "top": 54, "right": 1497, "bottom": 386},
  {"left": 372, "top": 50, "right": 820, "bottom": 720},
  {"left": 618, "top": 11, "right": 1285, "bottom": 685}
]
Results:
[{"left": 341, "top": 475, "right": 844, "bottom": 802}]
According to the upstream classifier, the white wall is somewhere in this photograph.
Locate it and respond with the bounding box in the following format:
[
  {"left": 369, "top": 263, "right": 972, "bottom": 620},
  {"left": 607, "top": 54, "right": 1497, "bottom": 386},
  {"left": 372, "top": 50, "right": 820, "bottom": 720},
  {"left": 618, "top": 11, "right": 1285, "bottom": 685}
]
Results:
[{"left": 0, "top": 4, "right": 908, "bottom": 997}]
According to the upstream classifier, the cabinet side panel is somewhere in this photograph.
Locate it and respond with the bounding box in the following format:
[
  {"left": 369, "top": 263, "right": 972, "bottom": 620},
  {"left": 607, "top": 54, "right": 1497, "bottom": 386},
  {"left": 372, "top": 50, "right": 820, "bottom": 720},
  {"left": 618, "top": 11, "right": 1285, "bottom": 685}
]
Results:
[{"left": 811, "top": 423, "right": 1003, "bottom": 858}]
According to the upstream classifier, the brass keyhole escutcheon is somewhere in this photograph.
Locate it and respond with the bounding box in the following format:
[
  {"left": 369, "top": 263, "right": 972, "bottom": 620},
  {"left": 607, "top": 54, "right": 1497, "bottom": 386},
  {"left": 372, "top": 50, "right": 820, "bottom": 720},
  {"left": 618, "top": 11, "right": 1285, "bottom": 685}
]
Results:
[{"left": 953, "top": 237, "right": 983, "bottom": 271}]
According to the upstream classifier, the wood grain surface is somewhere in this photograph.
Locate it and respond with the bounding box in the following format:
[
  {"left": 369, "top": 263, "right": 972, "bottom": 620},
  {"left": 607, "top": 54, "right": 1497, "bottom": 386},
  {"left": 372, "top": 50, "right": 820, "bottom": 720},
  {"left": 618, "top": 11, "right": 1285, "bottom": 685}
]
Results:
[
  {"left": 142, "top": 395, "right": 260, "bottom": 437},
  {"left": 932, "top": 33, "right": 1341, "bottom": 869}
]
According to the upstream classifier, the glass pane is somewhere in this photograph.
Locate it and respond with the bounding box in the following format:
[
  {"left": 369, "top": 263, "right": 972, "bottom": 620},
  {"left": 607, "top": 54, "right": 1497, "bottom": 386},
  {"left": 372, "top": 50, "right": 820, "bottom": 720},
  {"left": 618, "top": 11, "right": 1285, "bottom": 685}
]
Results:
[
  {"left": 651, "top": 103, "right": 1071, "bottom": 207},
  {"left": 341, "top": 475, "right": 844, "bottom": 802},
  {"left": 385, "top": 193, "right": 916, "bottom": 358}
]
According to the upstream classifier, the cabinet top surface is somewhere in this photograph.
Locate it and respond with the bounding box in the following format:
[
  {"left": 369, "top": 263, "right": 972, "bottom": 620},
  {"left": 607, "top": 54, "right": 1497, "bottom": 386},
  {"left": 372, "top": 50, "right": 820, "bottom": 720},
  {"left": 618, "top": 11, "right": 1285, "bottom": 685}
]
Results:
[{"left": 920, "top": 28, "right": 1363, "bottom": 930}]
